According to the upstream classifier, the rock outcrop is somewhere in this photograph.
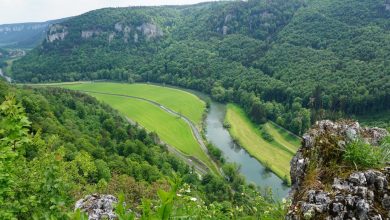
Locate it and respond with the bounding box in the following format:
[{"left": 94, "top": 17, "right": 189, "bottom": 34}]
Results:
[
  {"left": 385, "top": 0, "right": 390, "bottom": 11},
  {"left": 46, "top": 24, "right": 68, "bottom": 42},
  {"left": 136, "top": 23, "right": 163, "bottom": 40},
  {"left": 75, "top": 194, "right": 118, "bottom": 220},
  {"left": 287, "top": 120, "right": 389, "bottom": 219},
  {"left": 81, "top": 30, "right": 102, "bottom": 39},
  {"left": 113, "top": 22, "right": 162, "bottom": 43}
]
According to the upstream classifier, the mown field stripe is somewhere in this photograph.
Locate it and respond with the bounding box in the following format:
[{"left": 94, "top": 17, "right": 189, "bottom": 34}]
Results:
[
  {"left": 81, "top": 91, "right": 219, "bottom": 174},
  {"left": 225, "top": 104, "right": 300, "bottom": 184},
  {"left": 60, "top": 82, "right": 206, "bottom": 127},
  {"left": 264, "top": 123, "right": 300, "bottom": 155}
]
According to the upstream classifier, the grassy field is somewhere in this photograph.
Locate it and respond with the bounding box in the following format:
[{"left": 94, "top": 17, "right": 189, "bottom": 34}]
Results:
[
  {"left": 90, "top": 93, "right": 215, "bottom": 172},
  {"left": 225, "top": 104, "right": 300, "bottom": 184},
  {"left": 60, "top": 82, "right": 206, "bottom": 126}
]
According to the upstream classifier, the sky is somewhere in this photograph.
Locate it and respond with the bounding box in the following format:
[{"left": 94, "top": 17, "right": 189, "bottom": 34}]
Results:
[{"left": 0, "top": 0, "right": 214, "bottom": 24}]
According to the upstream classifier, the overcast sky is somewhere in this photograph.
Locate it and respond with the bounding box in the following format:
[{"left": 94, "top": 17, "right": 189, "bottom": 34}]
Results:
[{"left": 0, "top": 0, "right": 214, "bottom": 24}]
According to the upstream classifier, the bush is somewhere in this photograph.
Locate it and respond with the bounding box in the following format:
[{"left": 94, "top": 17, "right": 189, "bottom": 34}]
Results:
[
  {"left": 260, "top": 128, "right": 274, "bottom": 142},
  {"left": 343, "top": 140, "right": 382, "bottom": 168}
]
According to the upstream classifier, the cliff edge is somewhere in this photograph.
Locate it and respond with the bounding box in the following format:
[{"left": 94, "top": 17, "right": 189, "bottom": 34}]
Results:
[{"left": 287, "top": 120, "right": 389, "bottom": 219}]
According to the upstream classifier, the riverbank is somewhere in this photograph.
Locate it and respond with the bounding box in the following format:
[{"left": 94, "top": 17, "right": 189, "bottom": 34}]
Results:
[{"left": 225, "top": 104, "right": 300, "bottom": 185}]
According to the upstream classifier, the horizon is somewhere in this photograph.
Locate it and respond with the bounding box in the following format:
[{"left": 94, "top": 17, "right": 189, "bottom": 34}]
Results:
[{"left": 0, "top": 0, "right": 217, "bottom": 25}]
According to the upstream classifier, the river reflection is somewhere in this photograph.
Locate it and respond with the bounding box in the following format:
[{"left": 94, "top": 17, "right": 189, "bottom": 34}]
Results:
[{"left": 205, "top": 101, "right": 290, "bottom": 199}]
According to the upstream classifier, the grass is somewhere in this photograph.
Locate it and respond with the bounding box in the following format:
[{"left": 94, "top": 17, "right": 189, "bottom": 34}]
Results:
[
  {"left": 60, "top": 82, "right": 206, "bottom": 127},
  {"left": 90, "top": 93, "right": 216, "bottom": 172},
  {"left": 353, "top": 110, "right": 390, "bottom": 130},
  {"left": 225, "top": 104, "right": 300, "bottom": 184}
]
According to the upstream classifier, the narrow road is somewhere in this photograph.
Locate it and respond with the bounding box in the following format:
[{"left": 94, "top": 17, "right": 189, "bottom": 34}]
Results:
[{"left": 74, "top": 89, "right": 217, "bottom": 175}]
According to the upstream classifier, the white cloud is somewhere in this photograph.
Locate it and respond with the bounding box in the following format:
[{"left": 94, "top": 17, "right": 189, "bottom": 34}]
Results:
[{"left": 0, "top": 0, "right": 214, "bottom": 24}]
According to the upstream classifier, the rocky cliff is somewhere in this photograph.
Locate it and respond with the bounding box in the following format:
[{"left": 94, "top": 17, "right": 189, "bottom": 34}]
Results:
[
  {"left": 287, "top": 120, "right": 389, "bottom": 219},
  {"left": 0, "top": 18, "right": 67, "bottom": 48}
]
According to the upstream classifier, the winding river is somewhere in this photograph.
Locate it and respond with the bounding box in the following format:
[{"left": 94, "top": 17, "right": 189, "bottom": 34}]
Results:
[
  {"left": 205, "top": 101, "right": 290, "bottom": 199},
  {"left": 19, "top": 80, "right": 291, "bottom": 199},
  {"left": 77, "top": 83, "right": 291, "bottom": 198}
]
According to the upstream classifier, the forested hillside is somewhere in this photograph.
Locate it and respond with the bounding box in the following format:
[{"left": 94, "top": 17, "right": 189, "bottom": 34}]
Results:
[
  {"left": 11, "top": 0, "right": 390, "bottom": 134},
  {"left": 0, "top": 80, "right": 287, "bottom": 219}
]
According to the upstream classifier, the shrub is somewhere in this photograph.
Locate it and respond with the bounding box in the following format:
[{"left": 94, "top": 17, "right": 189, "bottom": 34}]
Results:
[
  {"left": 343, "top": 140, "right": 382, "bottom": 168},
  {"left": 260, "top": 128, "right": 274, "bottom": 142}
]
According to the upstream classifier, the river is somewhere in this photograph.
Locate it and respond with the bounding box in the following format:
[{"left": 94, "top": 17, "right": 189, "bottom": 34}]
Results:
[
  {"left": 20, "top": 81, "right": 291, "bottom": 198},
  {"left": 205, "top": 101, "right": 290, "bottom": 199}
]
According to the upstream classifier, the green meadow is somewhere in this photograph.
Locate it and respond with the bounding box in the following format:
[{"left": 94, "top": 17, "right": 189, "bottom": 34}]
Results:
[
  {"left": 61, "top": 82, "right": 205, "bottom": 126},
  {"left": 225, "top": 104, "right": 300, "bottom": 184},
  {"left": 89, "top": 93, "right": 215, "bottom": 171}
]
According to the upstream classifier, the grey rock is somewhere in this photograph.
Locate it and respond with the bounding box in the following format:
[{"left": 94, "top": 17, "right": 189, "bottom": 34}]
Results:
[
  {"left": 353, "top": 186, "right": 368, "bottom": 199},
  {"left": 136, "top": 23, "right": 163, "bottom": 40},
  {"left": 346, "top": 127, "right": 359, "bottom": 141},
  {"left": 371, "top": 215, "right": 383, "bottom": 220},
  {"left": 315, "top": 191, "right": 331, "bottom": 205},
  {"left": 287, "top": 120, "right": 389, "bottom": 220},
  {"left": 345, "top": 194, "right": 355, "bottom": 207},
  {"left": 333, "top": 178, "right": 351, "bottom": 192},
  {"left": 349, "top": 172, "right": 367, "bottom": 186},
  {"left": 362, "top": 127, "right": 389, "bottom": 146},
  {"left": 332, "top": 202, "right": 344, "bottom": 213},
  {"left": 46, "top": 24, "right": 68, "bottom": 42},
  {"left": 383, "top": 194, "right": 390, "bottom": 210},
  {"left": 365, "top": 170, "right": 378, "bottom": 185},
  {"left": 356, "top": 199, "right": 369, "bottom": 220},
  {"left": 367, "top": 190, "right": 375, "bottom": 201},
  {"left": 75, "top": 194, "right": 119, "bottom": 220},
  {"left": 307, "top": 190, "right": 316, "bottom": 203},
  {"left": 375, "top": 175, "right": 387, "bottom": 191},
  {"left": 81, "top": 30, "right": 101, "bottom": 39},
  {"left": 303, "top": 134, "right": 314, "bottom": 148}
]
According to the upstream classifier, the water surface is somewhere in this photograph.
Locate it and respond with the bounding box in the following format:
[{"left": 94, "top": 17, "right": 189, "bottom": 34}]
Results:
[{"left": 205, "top": 101, "right": 290, "bottom": 199}]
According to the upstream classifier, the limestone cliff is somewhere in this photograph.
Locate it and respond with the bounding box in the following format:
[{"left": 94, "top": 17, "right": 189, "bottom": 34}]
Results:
[
  {"left": 287, "top": 120, "right": 389, "bottom": 219},
  {"left": 46, "top": 21, "right": 163, "bottom": 44},
  {"left": 46, "top": 24, "right": 68, "bottom": 42}
]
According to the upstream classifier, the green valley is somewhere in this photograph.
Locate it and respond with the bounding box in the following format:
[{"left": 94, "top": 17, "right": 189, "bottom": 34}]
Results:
[
  {"left": 55, "top": 82, "right": 217, "bottom": 172},
  {"left": 60, "top": 82, "right": 206, "bottom": 126},
  {"left": 225, "top": 104, "right": 300, "bottom": 184},
  {"left": 1, "top": 0, "right": 390, "bottom": 218}
]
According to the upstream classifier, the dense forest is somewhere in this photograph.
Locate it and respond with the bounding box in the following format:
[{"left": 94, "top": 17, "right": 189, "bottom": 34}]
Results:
[
  {"left": 0, "top": 80, "right": 288, "bottom": 219},
  {"left": 11, "top": 0, "right": 390, "bottom": 134}
]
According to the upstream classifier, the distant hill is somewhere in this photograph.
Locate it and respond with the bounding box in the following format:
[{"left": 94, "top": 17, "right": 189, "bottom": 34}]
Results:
[
  {"left": 11, "top": 0, "right": 390, "bottom": 134},
  {"left": 0, "top": 18, "right": 68, "bottom": 48}
]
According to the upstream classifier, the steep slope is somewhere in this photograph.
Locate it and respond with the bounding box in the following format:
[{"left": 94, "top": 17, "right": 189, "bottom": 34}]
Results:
[
  {"left": 0, "top": 81, "right": 289, "bottom": 219},
  {"left": 11, "top": 0, "right": 390, "bottom": 135}
]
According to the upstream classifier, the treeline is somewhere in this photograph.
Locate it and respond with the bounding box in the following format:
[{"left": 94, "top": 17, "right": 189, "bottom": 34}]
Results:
[
  {"left": 11, "top": 0, "right": 390, "bottom": 134},
  {"left": 0, "top": 81, "right": 286, "bottom": 218}
]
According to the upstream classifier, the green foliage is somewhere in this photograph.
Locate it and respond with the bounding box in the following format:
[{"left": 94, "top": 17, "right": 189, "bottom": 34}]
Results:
[
  {"left": 343, "top": 140, "right": 383, "bottom": 168},
  {"left": 13, "top": 0, "right": 390, "bottom": 136},
  {"left": 260, "top": 127, "right": 274, "bottom": 142},
  {"left": 115, "top": 194, "right": 135, "bottom": 220},
  {"left": 0, "top": 82, "right": 288, "bottom": 218},
  {"left": 206, "top": 142, "right": 224, "bottom": 163}
]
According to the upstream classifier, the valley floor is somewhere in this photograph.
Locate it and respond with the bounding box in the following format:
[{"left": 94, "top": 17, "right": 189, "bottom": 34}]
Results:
[
  {"left": 225, "top": 104, "right": 300, "bottom": 184},
  {"left": 58, "top": 82, "right": 219, "bottom": 174}
]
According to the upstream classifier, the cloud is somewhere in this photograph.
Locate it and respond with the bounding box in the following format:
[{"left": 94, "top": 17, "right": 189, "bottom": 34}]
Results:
[{"left": 0, "top": 0, "right": 213, "bottom": 24}]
